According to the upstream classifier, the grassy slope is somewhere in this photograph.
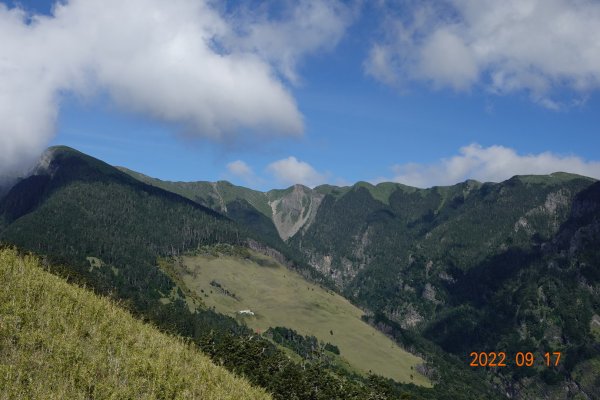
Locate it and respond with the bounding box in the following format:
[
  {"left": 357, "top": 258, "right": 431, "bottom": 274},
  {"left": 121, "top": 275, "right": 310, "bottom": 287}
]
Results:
[
  {"left": 173, "top": 252, "right": 431, "bottom": 387},
  {"left": 0, "top": 248, "right": 270, "bottom": 400}
]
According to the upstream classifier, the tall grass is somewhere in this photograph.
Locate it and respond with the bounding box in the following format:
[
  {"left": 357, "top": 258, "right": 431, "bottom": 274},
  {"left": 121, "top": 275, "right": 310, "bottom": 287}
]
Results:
[{"left": 0, "top": 248, "right": 271, "bottom": 400}]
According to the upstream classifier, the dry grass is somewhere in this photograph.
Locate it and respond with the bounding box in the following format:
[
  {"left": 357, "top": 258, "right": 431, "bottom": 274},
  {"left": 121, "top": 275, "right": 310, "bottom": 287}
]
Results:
[
  {"left": 0, "top": 248, "right": 271, "bottom": 400},
  {"left": 177, "top": 253, "right": 431, "bottom": 387}
]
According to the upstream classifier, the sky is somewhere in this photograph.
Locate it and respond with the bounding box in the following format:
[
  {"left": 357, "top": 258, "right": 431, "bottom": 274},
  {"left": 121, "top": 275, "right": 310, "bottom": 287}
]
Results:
[{"left": 1, "top": 0, "right": 600, "bottom": 190}]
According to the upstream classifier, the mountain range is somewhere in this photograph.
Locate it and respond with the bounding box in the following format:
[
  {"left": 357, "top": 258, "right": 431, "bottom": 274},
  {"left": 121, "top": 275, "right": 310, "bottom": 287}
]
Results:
[{"left": 1, "top": 145, "right": 599, "bottom": 399}]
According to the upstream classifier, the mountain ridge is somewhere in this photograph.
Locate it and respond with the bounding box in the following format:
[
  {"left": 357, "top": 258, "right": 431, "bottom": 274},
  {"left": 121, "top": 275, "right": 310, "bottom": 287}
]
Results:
[
  {"left": 1, "top": 146, "right": 450, "bottom": 399},
  {"left": 116, "top": 160, "right": 596, "bottom": 246},
  {"left": 2, "top": 145, "right": 599, "bottom": 399}
]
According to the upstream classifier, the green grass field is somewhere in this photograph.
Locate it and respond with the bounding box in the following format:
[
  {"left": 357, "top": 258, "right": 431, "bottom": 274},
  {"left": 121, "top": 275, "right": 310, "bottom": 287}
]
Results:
[
  {"left": 0, "top": 248, "right": 271, "bottom": 400},
  {"left": 175, "top": 253, "right": 431, "bottom": 386}
]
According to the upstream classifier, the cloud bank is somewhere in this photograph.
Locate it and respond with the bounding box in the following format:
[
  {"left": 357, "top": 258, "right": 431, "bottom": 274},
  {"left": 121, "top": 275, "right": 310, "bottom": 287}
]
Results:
[
  {"left": 365, "top": 0, "right": 600, "bottom": 106},
  {"left": 0, "top": 0, "right": 351, "bottom": 174},
  {"left": 385, "top": 144, "right": 600, "bottom": 188}
]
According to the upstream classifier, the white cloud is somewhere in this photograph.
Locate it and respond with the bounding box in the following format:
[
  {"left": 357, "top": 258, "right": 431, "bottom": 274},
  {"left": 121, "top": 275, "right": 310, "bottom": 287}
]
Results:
[
  {"left": 364, "top": 44, "right": 398, "bottom": 85},
  {"left": 366, "top": 0, "right": 600, "bottom": 106},
  {"left": 267, "top": 156, "right": 328, "bottom": 187},
  {"left": 0, "top": 0, "right": 352, "bottom": 175},
  {"left": 230, "top": 0, "right": 355, "bottom": 84},
  {"left": 416, "top": 28, "right": 479, "bottom": 91},
  {"left": 226, "top": 159, "right": 256, "bottom": 185},
  {"left": 385, "top": 144, "right": 600, "bottom": 188},
  {"left": 227, "top": 160, "right": 253, "bottom": 177}
]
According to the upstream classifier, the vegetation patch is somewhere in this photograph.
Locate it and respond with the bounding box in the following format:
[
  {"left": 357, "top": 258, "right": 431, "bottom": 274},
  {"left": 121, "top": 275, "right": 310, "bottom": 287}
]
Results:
[
  {"left": 210, "top": 279, "right": 240, "bottom": 300},
  {"left": 0, "top": 248, "right": 271, "bottom": 400},
  {"left": 266, "top": 326, "right": 340, "bottom": 360},
  {"left": 172, "top": 252, "right": 431, "bottom": 386}
]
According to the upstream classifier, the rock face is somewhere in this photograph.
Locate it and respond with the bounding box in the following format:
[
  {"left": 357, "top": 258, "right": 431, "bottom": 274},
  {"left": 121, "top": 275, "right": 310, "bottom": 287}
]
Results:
[
  {"left": 268, "top": 184, "right": 324, "bottom": 240},
  {"left": 210, "top": 182, "right": 228, "bottom": 213}
]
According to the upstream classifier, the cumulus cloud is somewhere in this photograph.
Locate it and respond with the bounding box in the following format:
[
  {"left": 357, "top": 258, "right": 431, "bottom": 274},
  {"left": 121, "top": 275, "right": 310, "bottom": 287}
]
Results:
[
  {"left": 0, "top": 0, "right": 352, "bottom": 174},
  {"left": 227, "top": 160, "right": 253, "bottom": 177},
  {"left": 365, "top": 0, "right": 600, "bottom": 105},
  {"left": 267, "top": 156, "right": 328, "bottom": 187},
  {"left": 226, "top": 160, "right": 256, "bottom": 185},
  {"left": 384, "top": 144, "right": 600, "bottom": 188}
]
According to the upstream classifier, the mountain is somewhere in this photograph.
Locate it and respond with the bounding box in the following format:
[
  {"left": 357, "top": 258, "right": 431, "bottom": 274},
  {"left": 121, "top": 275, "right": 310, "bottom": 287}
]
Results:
[
  {"left": 120, "top": 163, "right": 600, "bottom": 398},
  {"left": 0, "top": 146, "right": 244, "bottom": 308},
  {"left": 0, "top": 247, "right": 271, "bottom": 400},
  {"left": 117, "top": 167, "right": 595, "bottom": 320},
  {"left": 4, "top": 146, "right": 488, "bottom": 400},
  {"left": 117, "top": 167, "right": 329, "bottom": 240},
  {"left": 296, "top": 176, "right": 600, "bottom": 398},
  {"left": 116, "top": 166, "right": 328, "bottom": 284},
  {"left": 3, "top": 145, "right": 599, "bottom": 399}
]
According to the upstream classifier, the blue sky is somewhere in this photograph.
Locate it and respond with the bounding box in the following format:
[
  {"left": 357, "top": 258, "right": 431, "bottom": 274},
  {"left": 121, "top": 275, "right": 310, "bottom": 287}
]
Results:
[{"left": 2, "top": 0, "right": 600, "bottom": 190}]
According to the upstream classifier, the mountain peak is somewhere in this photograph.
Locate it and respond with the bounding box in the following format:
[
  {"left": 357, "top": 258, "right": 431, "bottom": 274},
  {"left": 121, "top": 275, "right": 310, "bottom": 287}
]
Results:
[
  {"left": 31, "top": 146, "right": 69, "bottom": 175},
  {"left": 33, "top": 145, "right": 110, "bottom": 176},
  {"left": 291, "top": 183, "right": 311, "bottom": 192},
  {"left": 509, "top": 172, "right": 596, "bottom": 186}
]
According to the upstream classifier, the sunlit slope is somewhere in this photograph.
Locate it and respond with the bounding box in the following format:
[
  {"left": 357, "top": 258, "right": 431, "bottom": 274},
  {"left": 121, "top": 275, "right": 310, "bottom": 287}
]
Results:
[
  {"left": 0, "top": 248, "right": 271, "bottom": 400},
  {"left": 175, "top": 253, "right": 430, "bottom": 387}
]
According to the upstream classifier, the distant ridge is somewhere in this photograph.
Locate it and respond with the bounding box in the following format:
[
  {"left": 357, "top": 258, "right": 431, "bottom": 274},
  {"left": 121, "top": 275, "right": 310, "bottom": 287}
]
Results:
[{"left": 118, "top": 161, "right": 596, "bottom": 242}]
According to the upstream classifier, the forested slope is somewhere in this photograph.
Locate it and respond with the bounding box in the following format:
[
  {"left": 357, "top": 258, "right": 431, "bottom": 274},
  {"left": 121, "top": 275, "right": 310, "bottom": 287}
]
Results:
[
  {"left": 0, "top": 146, "right": 499, "bottom": 399},
  {"left": 291, "top": 176, "right": 600, "bottom": 398}
]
